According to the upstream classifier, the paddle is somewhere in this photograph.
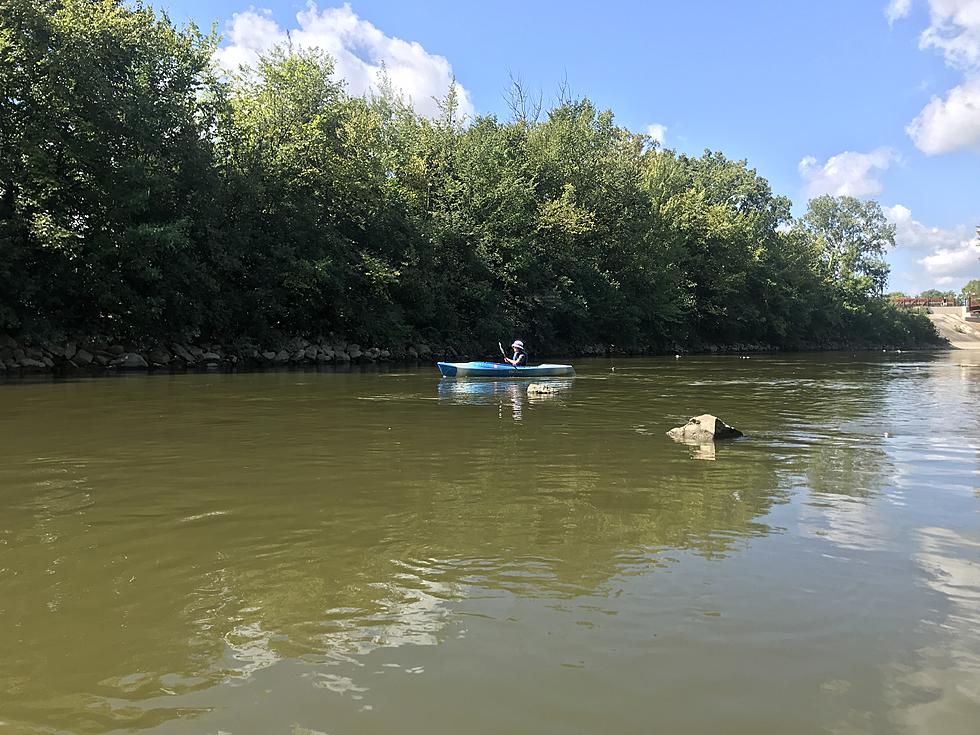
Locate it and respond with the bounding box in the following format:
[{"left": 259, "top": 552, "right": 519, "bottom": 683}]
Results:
[{"left": 498, "top": 341, "right": 515, "bottom": 368}]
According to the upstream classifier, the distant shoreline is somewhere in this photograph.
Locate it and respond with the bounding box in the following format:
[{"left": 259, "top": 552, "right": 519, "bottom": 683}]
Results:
[{"left": 0, "top": 334, "right": 950, "bottom": 378}]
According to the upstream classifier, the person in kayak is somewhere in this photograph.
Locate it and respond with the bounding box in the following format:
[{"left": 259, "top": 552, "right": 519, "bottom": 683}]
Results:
[{"left": 504, "top": 340, "right": 528, "bottom": 366}]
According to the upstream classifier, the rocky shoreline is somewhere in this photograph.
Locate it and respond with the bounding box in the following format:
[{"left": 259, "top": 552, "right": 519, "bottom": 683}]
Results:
[{"left": 0, "top": 334, "right": 949, "bottom": 376}]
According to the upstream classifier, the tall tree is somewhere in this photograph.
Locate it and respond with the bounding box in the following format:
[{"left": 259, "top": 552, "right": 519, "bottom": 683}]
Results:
[
  {"left": 0, "top": 0, "right": 220, "bottom": 335},
  {"left": 797, "top": 196, "right": 895, "bottom": 300}
]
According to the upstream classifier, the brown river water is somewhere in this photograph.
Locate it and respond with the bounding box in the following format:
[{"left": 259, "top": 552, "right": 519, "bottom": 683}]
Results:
[{"left": 1, "top": 354, "right": 978, "bottom": 734}]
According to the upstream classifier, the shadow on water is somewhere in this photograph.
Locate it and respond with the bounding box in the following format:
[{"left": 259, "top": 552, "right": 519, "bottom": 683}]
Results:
[{"left": 0, "top": 354, "right": 977, "bottom": 733}]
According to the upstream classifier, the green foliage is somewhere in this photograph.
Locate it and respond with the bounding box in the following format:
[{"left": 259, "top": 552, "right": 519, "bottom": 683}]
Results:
[
  {"left": 0, "top": 0, "right": 940, "bottom": 349},
  {"left": 1, "top": 0, "right": 222, "bottom": 336},
  {"left": 959, "top": 279, "right": 980, "bottom": 298},
  {"left": 797, "top": 196, "right": 895, "bottom": 300}
]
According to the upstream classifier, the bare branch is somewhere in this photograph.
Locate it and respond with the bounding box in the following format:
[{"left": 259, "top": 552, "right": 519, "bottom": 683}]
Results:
[{"left": 503, "top": 70, "right": 542, "bottom": 125}]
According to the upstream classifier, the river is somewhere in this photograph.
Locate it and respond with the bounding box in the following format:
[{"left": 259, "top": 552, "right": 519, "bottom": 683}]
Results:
[{"left": 1, "top": 353, "right": 978, "bottom": 734}]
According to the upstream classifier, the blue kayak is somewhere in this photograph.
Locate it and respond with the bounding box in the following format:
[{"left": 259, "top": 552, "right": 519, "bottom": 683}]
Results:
[{"left": 437, "top": 361, "right": 575, "bottom": 378}]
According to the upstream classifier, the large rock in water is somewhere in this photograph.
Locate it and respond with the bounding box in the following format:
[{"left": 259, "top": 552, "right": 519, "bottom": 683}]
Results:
[{"left": 667, "top": 414, "right": 743, "bottom": 442}]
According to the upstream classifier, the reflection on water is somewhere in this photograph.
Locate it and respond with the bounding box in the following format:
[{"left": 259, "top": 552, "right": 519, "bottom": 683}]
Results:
[
  {"left": 0, "top": 354, "right": 978, "bottom": 734},
  {"left": 436, "top": 378, "right": 573, "bottom": 420},
  {"left": 665, "top": 434, "right": 739, "bottom": 461},
  {"left": 899, "top": 527, "right": 980, "bottom": 734}
]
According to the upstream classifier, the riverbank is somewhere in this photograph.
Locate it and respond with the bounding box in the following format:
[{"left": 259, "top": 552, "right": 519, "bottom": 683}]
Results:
[
  {"left": 926, "top": 308, "right": 980, "bottom": 349},
  {"left": 0, "top": 333, "right": 950, "bottom": 375}
]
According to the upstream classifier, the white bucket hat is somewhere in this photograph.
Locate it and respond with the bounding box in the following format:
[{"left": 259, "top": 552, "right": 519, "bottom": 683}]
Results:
[{"left": 512, "top": 340, "right": 525, "bottom": 350}]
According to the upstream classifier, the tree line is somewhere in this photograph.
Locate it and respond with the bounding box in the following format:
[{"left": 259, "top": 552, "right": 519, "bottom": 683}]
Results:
[
  {"left": 892, "top": 278, "right": 980, "bottom": 301},
  {"left": 0, "top": 0, "right": 940, "bottom": 351}
]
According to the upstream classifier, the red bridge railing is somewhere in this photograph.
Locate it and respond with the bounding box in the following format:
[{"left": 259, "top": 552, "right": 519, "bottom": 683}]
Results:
[{"left": 892, "top": 296, "right": 980, "bottom": 312}]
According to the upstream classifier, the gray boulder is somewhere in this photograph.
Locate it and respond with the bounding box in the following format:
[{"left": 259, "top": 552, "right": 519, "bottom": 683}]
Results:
[
  {"left": 74, "top": 349, "right": 94, "bottom": 365},
  {"left": 111, "top": 352, "right": 149, "bottom": 369},
  {"left": 172, "top": 344, "right": 195, "bottom": 363},
  {"left": 147, "top": 348, "right": 171, "bottom": 365},
  {"left": 667, "top": 414, "right": 743, "bottom": 442},
  {"left": 45, "top": 343, "right": 66, "bottom": 358}
]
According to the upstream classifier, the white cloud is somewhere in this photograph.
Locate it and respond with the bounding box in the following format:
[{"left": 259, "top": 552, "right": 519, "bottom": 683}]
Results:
[
  {"left": 217, "top": 10, "right": 284, "bottom": 71},
  {"left": 646, "top": 123, "right": 667, "bottom": 145},
  {"left": 918, "top": 239, "right": 980, "bottom": 281},
  {"left": 885, "top": 204, "right": 975, "bottom": 249},
  {"left": 885, "top": 0, "right": 913, "bottom": 25},
  {"left": 919, "top": 0, "right": 980, "bottom": 72},
  {"left": 798, "top": 148, "right": 898, "bottom": 199},
  {"left": 885, "top": 204, "right": 978, "bottom": 287},
  {"left": 216, "top": 3, "right": 475, "bottom": 120},
  {"left": 907, "top": 77, "right": 980, "bottom": 153},
  {"left": 906, "top": 0, "right": 980, "bottom": 153}
]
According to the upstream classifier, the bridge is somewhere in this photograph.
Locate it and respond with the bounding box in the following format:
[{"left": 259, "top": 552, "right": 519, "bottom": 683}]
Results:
[
  {"left": 891, "top": 297, "right": 980, "bottom": 349},
  {"left": 890, "top": 296, "right": 980, "bottom": 312}
]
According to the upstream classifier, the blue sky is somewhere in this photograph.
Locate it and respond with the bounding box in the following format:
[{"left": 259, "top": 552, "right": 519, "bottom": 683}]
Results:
[{"left": 158, "top": 0, "right": 979, "bottom": 293}]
